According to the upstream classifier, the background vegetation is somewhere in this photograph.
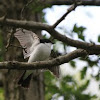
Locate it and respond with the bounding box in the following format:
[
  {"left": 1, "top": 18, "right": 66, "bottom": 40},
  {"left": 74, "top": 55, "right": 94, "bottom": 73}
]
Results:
[{"left": 0, "top": 0, "right": 100, "bottom": 100}]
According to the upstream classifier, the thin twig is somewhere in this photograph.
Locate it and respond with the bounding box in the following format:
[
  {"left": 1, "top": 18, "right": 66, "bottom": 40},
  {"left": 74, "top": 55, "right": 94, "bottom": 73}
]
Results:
[
  {"left": 6, "top": 28, "right": 16, "bottom": 51},
  {"left": 1, "top": 18, "right": 100, "bottom": 52},
  {"left": 21, "top": 0, "right": 33, "bottom": 19},
  {"left": 52, "top": 1, "right": 82, "bottom": 28}
]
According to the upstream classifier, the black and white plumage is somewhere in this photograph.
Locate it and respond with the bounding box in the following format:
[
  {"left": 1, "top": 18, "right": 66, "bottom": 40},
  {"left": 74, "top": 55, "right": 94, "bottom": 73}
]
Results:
[{"left": 14, "top": 29, "right": 59, "bottom": 88}]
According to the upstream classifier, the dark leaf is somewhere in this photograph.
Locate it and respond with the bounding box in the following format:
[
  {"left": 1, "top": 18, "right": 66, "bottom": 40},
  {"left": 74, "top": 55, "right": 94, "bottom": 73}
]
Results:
[
  {"left": 98, "top": 35, "right": 100, "bottom": 42},
  {"left": 70, "top": 60, "right": 76, "bottom": 68},
  {"left": 81, "top": 66, "right": 87, "bottom": 79},
  {"left": 78, "top": 34, "right": 85, "bottom": 40},
  {"left": 73, "top": 24, "right": 86, "bottom": 34}
]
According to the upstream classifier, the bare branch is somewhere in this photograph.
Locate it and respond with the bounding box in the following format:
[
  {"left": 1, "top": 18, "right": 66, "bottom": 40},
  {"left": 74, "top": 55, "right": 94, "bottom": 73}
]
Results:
[
  {"left": 0, "top": 17, "right": 47, "bottom": 30},
  {"left": 0, "top": 18, "right": 100, "bottom": 52},
  {"left": 47, "top": 0, "right": 100, "bottom": 6},
  {"left": 52, "top": 1, "right": 82, "bottom": 28},
  {"left": 0, "top": 49, "right": 99, "bottom": 70},
  {"left": 21, "top": 0, "right": 34, "bottom": 19},
  {"left": 6, "top": 28, "right": 16, "bottom": 51},
  {"left": 0, "top": 49, "right": 87, "bottom": 70}
]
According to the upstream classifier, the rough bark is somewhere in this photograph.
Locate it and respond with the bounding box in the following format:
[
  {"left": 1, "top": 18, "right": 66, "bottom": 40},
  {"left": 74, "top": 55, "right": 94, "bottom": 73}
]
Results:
[
  {"left": 0, "top": 0, "right": 99, "bottom": 100},
  {"left": 46, "top": 0, "right": 100, "bottom": 6},
  {"left": 0, "top": 0, "right": 44, "bottom": 100}
]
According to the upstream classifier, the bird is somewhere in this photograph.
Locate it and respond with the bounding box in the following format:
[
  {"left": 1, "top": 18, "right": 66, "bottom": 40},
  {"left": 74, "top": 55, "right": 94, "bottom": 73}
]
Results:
[{"left": 14, "top": 28, "right": 59, "bottom": 88}]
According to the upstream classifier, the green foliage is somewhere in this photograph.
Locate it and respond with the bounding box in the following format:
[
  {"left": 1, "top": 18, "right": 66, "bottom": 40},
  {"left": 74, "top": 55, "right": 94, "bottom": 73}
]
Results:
[
  {"left": 80, "top": 66, "right": 87, "bottom": 79},
  {"left": 44, "top": 71, "right": 97, "bottom": 100},
  {"left": 78, "top": 80, "right": 90, "bottom": 92},
  {"left": 70, "top": 60, "right": 76, "bottom": 68},
  {"left": 80, "top": 57, "right": 98, "bottom": 67},
  {"left": 72, "top": 24, "right": 86, "bottom": 41},
  {"left": 29, "top": 0, "right": 51, "bottom": 13},
  {"left": 44, "top": 71, "right": 60, "bottom": 100},
  {"left": 95, "top": 74, "right": 100, "bottom": 81},
  {"left": 0, "top": 88, "right": 4, "bottom": 100},
  {"left": 43, "top": 23, "right": 100, "bottom": 100},
  {"left": 98, "top": 35, "right": 100, "bottom": 42}
]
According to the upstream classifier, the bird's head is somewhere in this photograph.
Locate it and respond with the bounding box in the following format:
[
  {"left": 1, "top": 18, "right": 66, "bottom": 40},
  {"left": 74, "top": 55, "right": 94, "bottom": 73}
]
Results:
[
  {"left": 40, "top": 39, "right": 54, "bottom": 49},
  {"left": 40, "top": 39, "right": 54, "bottom": 44}
]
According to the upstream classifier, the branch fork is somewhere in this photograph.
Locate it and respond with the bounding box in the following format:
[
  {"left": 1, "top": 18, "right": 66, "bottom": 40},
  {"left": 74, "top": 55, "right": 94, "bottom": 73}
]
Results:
[{"left": 0, "top": 1, "right": 99, "bottom": 70}]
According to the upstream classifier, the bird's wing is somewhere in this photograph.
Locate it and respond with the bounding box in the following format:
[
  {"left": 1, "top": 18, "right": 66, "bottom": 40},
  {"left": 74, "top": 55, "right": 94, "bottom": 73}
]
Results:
[{"left": 14, "top": 28, "right": 40, "bottom": 59}]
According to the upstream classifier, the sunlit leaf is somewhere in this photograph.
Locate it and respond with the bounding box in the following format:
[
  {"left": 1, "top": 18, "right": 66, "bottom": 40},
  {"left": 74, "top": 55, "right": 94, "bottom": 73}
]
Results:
[{"left": 78, "top": 80, "right": 90, "bottom": 92}]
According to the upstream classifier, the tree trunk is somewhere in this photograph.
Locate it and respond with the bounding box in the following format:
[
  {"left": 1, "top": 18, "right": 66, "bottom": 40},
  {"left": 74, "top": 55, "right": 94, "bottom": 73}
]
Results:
[{"left": 0, "top": 0, "right": 44, "bottom": 100}]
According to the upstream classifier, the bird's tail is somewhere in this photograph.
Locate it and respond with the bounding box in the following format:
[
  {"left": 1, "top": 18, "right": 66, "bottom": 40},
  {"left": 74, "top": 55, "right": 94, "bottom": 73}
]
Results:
[
  {"left": 48, "top": 66, "right": 60, "bottom": 78},
  {"left": 49, "top": 50, "right": 60, "bottom": 78},
  {"left": 18, "top": 71, "right": 32, "bottom": 88}
]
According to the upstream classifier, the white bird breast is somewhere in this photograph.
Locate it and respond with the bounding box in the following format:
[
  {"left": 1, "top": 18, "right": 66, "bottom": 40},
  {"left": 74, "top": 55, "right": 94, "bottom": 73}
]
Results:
[{"left": 28, "top": 43, "right": 52, "bottom": 63}]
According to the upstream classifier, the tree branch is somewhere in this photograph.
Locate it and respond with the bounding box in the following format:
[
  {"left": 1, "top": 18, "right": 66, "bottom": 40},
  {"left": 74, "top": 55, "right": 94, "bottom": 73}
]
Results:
[
  {"left": 21, "top": 0, "right": 34, "bottom": 19},
  {"left": 0, "top": 17, "right": 100, "bottom": 52},
  {"left": 52, "top": 2, "right": 79, "bottom": 28},
  {"left": 0, "top": 49, "right": 88, "bottom": 70},
  {"left": 47, "top": 0, "right": 100, "bottom": 6},
  {"left": 6, "top": 28, "right": 16, "bottom": 51},
  {"left": 0, "top": 49, "right": 100, "bottom": 70}
]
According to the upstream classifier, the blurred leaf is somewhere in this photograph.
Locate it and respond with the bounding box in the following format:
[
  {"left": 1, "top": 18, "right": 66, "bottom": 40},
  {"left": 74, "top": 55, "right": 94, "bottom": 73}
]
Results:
[
  {"left": 80, "top": 66, "right": 87, "bottom": 79},
  {"left": 80, "top": 57, "right": 97, "bottom": 67},
  {"left": 62, "top": 75, "right": 75, "bottom": 83},
  {"left": 73, "top": 24, "right": 79, "bottom": 33},
  {"left": 73, "top": 24, "right": 86, "bottom": 33},
  {"left": 78, "top": 80, "right": 90, "bottom": 92},
  {"left": 44, "top": 23, "right": 99, "bottom": 100},
  {"left": 44, "top": 71, "right": 55, "bottom": 85},
  {"left": 95, "top": 74, "right": 99, "bottom": 81},
  {"left": 72, "top": 24, "right": 86, "bottom": 41},
  {"left": 78, "top": 34, "right": 85, "bottom": 40},
  {"left": 98, "top": 35, "right": 100, "bottom": 42},
  {"left": 0, "top": 88, "right": 4, "bottom": 100},
  {"left": 46, "top": 85, "right": 60, "bottom": 94},
  {"left": 70, "top": 60, "right": 76, "bottom": 68},
  {"left": 42, "top": 34, "right": 47, "bottom": 39},
  {"left": 29, "top": 1, "right": 51, "bottom": 13}
]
